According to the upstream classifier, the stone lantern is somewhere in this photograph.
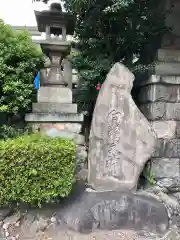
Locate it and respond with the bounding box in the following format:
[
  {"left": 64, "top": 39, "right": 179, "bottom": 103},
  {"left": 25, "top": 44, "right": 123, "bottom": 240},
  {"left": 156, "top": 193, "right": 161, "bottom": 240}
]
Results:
[
  {"left": 26, "top": 1, "right": 86, "bottom": 170},
  {"left": 34, "top": 1, "right": 75, "bottom": 89}
]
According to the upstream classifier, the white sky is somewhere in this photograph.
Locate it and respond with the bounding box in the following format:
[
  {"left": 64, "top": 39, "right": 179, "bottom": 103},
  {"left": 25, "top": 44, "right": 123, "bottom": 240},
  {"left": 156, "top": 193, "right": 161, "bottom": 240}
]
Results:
[{"left": 0, "top": 0, "right": 63, "bottom": 26}]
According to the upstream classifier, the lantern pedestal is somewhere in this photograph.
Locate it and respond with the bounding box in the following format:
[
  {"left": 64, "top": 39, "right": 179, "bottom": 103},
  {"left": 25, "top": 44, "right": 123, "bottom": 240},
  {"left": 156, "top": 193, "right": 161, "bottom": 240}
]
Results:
[{"left": 37, "top": 87, "right": 72, "bottom": 103}]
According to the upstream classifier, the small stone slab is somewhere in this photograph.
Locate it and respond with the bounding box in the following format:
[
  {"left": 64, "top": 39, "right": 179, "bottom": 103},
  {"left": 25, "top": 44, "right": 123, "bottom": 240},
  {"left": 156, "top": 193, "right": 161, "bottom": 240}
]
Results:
[
  {"left": 154, "top": 62, "right": 180, "bottom": 76},
  {"left": 38, "top": 87, "right": 72, "bottom": 104},
  {"left": 153, "top": 139, "right": 180, "bottom": 158},
  {"left": 150, "top": 121, "right": 177, "bottom": 139},
  {"left": 25, "top": 113, "right": 84, "bottom": 123},
  {"left": 157, "top": 49, "right": 180, "bottom": 63},
  {"left": 59, "top": 191, "right": 169, "bottom": 234},
  {"left": 33, "top": 103, "right": 78, "bottom": 113},
  {"left": 140, "top": 102, "right": 180, "bottom": 121},
  {"left": 138, "top": 84, "right": 180, "bottom": 104},
  {"left": 151, "top": 158, "right": 180, "bottom": 179},
  {"left": 137, "top": 75, "right": 180, "bottom": 87}
]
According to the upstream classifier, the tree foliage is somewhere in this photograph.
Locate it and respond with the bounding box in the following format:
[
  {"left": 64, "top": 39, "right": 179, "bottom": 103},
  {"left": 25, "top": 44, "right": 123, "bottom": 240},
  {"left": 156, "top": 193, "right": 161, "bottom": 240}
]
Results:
[
  {"left": 63, "top": 0, "right": 167, "bottom": 109},
  {"left": 33, "top": 0, "right": 167, "bottom": 110},
  {"left": 0, "top": 20, "right": 44, "bottom": 115}
]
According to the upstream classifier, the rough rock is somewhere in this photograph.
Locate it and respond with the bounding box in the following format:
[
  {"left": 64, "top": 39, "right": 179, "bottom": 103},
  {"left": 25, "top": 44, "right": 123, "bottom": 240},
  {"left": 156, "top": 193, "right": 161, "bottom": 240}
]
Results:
[
  {"left": 76, "top": 169, "right": 88, "bottom": 182},
  {"left": 76, "top": 146, "right": 87, "bottom": 163},
  {"left": 76, "top": 146, "right": 87, "bottom": 172},
  {"left": 88, "top": 63, "right": 156, "bottom": 191},
  {"left": 60, "top": 191, "right": 169, "bottom": 234},
  {"left": 3, "top": 212, "right": 21, "bottom": 227},
  {"left": 155, "top": 192, "right": 180, "bottom": 215},
  {"left": 171, "top": 215, "right": 180, "bottom": 227},
  {"left": 151, "top": 158, "right": 180, "bottom": 180},
  {"left": 156, "top": 178, "right": 180, "bottom": 192},
  {"left": 162, "top": 229, "right": 180, "bottom": 240},
  {"left": 0, "top": 209, "right": 11, "bottom": 221},
  {"left": 172, "top": 192, "right": 180, "bottom": 202},
  {"left": 141, "top": 185, "right": 180, "bottom": 227},
  {"left": 0, "top": 206, "right": 178, "bottom": 240}
]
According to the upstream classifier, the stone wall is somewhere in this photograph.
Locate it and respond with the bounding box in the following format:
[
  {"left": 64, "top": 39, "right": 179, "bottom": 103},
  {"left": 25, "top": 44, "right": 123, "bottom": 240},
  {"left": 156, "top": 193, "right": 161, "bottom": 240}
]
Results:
[{"left": 138, "top": 49, "right": 180, "bottom": 191}]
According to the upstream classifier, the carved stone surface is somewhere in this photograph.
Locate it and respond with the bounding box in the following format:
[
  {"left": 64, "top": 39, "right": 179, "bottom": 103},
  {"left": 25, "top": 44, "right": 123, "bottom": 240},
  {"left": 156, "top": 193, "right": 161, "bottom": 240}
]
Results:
[
  {"left": 88, "top": 63, "right": 156, "bottom": 192},
  {"left": 60, "top": 191, "right": 169, "bottom": 234},
  {"left": 138, "top": 84, "right": 180, "bottom": 103}
]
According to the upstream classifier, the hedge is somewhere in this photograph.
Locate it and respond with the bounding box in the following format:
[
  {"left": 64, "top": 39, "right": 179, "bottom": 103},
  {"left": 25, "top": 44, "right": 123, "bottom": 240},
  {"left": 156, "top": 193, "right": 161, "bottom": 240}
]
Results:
[{"left": 0, "top": 133, "right": 76, "bottom": 206}]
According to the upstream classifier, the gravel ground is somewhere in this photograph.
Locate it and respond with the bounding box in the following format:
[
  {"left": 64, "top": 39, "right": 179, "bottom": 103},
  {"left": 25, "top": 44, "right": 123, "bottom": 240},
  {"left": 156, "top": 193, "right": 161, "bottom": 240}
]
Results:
[{"left": 33, "top": 229, "right": 152, "bottom": 240}]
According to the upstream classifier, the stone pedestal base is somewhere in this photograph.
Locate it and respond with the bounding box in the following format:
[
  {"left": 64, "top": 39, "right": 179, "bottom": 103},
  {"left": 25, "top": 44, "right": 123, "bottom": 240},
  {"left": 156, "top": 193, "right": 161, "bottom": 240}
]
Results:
[
  {"left": 26, "top": 90, "right": 86, "bottom": 176},
  {"left": 38, "top": 87, "right": 72, "bottom": 103},
  {"left": 25, "top": 113, "right": 84, "bottom": 122},
  {"left": 25, "top": 113, "right": 86, "bottom": 175},
  {"left": 32, "top": 103, "right": 78, "bottom": 113},
  {"left": 59, "top": 190, "right": 169, "bottom": 234}
]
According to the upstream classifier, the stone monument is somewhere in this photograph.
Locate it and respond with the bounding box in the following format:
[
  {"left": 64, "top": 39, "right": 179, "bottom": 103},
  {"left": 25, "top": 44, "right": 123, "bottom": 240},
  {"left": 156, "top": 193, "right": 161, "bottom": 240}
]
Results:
[
  {"left": 60, "top": 63, "right": 169, "bottom": 234},
  {"left": 25, "top": 1, "right": 87, "bottom": 173},
  {"left": 88, "top": 63, "right": 157, "bottom": 192}
]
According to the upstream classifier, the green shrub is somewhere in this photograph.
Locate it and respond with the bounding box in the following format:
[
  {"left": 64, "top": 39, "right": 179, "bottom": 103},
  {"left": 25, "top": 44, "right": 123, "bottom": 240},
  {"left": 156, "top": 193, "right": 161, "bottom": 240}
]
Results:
[
  {"left": 0, "top": 133, "right": 76, "bottom": 206},
  {"left": 0, "top": 124, "right": 31, "bottom": 140}
]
